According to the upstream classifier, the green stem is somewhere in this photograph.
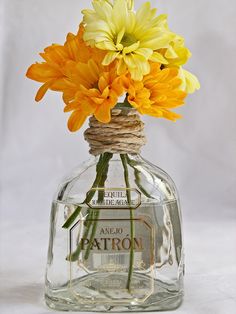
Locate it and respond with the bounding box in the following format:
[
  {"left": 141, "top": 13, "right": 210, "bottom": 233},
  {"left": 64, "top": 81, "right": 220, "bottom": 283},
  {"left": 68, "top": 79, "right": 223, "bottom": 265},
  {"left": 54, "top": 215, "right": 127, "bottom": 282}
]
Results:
[
  {"left": 68, "top": 153, "right": 112, "bottom": 262},
  {"left": 62, "top": 153, "right": 111, "bottom": 229},
  {"left": 84, "top": 161, "right": 111, "bottom": 260},
  {"left": 84, "top": 211, "right": 99, "bottom": 260},
  {"left": 120, "top": 154, "right": 134, "bottom": 292},
  {"left": 116, "top": 94, "right": 132, "bottom": 109},
  {"left": 68, "top": 210, "right": 93, "bottom": 261}
]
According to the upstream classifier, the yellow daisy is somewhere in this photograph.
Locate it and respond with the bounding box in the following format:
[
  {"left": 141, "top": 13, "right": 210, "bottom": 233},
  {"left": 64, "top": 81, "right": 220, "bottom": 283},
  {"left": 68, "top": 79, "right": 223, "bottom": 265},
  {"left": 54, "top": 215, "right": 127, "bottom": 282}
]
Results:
[{"left": 82, "top": 0, "right": 175, "bottom": 81}]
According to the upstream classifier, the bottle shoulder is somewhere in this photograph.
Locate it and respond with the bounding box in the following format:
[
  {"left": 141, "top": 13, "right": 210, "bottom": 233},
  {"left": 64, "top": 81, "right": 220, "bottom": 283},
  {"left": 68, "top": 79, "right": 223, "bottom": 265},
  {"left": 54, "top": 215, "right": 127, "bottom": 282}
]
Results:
[
  {"left": 128, "top": 155, "right": 180, "bottom": 202},
  {"left": 54, "top": 154, "right": 179, "bottom": 204}
]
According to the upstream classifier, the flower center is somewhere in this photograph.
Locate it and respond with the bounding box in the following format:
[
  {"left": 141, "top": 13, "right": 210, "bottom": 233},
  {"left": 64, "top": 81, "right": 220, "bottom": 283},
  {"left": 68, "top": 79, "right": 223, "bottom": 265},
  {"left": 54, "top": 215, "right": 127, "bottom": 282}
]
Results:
[
  {"left": 92, "top": 82, "right": 99, "bottom": 89},
  {"left": 121, "top": 33, "right": 137, "bottom": 47}
]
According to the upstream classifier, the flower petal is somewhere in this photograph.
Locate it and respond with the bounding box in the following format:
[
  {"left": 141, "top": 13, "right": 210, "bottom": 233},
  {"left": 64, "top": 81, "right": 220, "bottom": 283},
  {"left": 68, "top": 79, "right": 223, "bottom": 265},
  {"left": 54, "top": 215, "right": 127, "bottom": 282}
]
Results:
[
  {"left": 94, "top": 105, "right": 111, "bottom": 123},
  {"left": 68, "top": 110, "right": 88, "bottom": 132},
  {"left": 26, "top": 63, "right": 60, "bottom": 82},
  {"left": 150, "top": 52, "right": 168, "bottom": 64},
  {"left": 179, "top": 68, "right": 200, "bottom": 94},
  {"left": 102, "top": 51, "right": 120, "bottom": 66},
  {"left": 117, "top": 59, "right": 127, "bottom": 75},
  {"left": 135, "top": 48, "right": 153, "bottom": 60},
  {"left": 35, "top": 80, "right": 55, "bottom": 102},
  {"left": 96, "top": 41, "right": 117, "bottom": 51}
]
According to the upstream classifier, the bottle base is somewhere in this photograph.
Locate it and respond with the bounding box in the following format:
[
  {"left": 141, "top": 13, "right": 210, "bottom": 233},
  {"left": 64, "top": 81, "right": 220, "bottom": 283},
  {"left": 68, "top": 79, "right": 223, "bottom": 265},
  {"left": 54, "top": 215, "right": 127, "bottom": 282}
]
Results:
[
  {"left": 45, "top": 293, "right": 183, "bottom": 312},
  {"left": 45, "top": 273, "right": 183, "bottom": 312}
]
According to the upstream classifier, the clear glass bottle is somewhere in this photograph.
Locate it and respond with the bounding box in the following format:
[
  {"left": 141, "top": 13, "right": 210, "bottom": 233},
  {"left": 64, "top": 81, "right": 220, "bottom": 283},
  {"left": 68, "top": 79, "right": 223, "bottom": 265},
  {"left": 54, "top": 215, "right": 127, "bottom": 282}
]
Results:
[{"left": 45, "top": 152, "right": 184, "bottom": 312}]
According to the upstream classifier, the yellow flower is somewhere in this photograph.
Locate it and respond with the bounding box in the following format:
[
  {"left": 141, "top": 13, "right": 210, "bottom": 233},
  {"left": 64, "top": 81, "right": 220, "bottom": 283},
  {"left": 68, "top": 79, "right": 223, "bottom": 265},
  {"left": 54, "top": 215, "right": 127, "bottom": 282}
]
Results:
[
  {"left": 179, "top": 68, "right": 200, "bottom": 94},
  {"left": 64, "top": 60, "right": 126, "bottom": 131},
  {"left": 26, "top": 25, "right": 105, "bottom": 102},
  {"left": 123, "top": 63, "right": 187, "bottom": 121},
  {"left": 82, "top": 0, "right": 175, "bottom": 81},
  {"left": 160, "top": 35, "right": 192, "bottom": 67}
]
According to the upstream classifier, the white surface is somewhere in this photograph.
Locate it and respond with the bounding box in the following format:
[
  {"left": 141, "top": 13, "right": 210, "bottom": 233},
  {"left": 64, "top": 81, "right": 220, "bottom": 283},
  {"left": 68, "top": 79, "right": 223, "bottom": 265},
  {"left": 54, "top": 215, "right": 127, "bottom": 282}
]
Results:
[
  {"left": 0, "top": 219, "right": 236, "bottom": 314},
  {"left": 0, "top": 0, "right": 236, "bottom": 313}
]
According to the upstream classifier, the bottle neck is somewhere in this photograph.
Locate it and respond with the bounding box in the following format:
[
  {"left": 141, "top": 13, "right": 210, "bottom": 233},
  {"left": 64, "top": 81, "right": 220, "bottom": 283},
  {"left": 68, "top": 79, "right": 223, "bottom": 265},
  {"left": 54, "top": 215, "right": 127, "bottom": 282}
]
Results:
[
  {"left": 84, "top": 108, "right": 146, "bottom": 156},
  {"left": 94, "top": 152, "right": 143, "bottom": 163}
]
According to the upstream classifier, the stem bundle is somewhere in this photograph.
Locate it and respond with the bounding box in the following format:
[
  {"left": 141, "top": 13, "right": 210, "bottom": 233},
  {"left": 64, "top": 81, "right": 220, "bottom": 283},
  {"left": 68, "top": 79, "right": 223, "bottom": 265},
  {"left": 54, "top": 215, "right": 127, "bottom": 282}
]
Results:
[{"left": 64, "top": 153, "right": 135, "bottom": 291}]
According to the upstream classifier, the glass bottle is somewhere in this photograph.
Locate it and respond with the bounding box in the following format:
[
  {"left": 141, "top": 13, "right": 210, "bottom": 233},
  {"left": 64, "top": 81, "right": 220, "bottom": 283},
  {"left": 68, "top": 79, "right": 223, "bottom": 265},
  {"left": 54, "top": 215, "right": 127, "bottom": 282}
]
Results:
[{"left": 45, "top": 110, "right": 184, "bottom": 312}]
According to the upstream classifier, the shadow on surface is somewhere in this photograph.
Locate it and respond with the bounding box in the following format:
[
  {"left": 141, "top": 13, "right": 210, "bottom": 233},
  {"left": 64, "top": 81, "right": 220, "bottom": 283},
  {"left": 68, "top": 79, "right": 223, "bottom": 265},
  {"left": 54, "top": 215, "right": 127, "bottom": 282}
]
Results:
[{"left": 1, "top": 283, "right": 44, "bottom": 305}]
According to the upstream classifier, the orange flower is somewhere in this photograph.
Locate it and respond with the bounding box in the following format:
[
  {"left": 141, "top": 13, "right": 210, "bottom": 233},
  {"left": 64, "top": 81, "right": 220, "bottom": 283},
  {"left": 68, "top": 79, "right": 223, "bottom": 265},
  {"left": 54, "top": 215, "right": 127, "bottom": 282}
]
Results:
[
  {"left": 26, "top": 25, "right": 105, "bottom": 102},
  {"left": 64, "top": 60, "right": 125, "bottom": 131},
  {"left": 26, "top": 44, "right": 68, "bottom": 101},
  {"left": 26, "top": 23, "right": 125, "bottom": 132},
  {"left": 125, "top": 63, "right": 187, "bottom": 121},
  {"left": 65, "top": 25, "right": 106, "bottom": 64}
]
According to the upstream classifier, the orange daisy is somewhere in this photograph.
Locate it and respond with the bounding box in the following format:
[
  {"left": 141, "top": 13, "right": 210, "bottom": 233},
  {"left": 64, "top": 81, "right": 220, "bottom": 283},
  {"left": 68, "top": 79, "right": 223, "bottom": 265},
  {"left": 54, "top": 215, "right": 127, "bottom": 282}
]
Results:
[
  {"left": 63, "top": 60, "right": 125, "bottom": 132},
  {"left": 26, "top": 25, "right": 105, "bottom": 102},
  {"left": 124, "top": 63, "right": 187, "bottom": 121}
]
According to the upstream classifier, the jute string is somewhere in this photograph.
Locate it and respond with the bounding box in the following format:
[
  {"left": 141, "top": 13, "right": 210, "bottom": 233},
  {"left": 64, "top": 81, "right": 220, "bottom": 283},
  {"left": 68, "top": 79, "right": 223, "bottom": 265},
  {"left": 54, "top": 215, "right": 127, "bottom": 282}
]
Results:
[{"left": 84, "top": 109, "right": 146, "bottom": 156}]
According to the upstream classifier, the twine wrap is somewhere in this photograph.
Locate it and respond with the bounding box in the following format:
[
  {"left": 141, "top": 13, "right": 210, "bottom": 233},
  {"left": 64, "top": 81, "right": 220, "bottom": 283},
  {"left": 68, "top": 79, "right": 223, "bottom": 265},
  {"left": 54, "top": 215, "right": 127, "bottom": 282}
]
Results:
[{"left": 84, "top": 108, "right": 146, "bottom": 156}]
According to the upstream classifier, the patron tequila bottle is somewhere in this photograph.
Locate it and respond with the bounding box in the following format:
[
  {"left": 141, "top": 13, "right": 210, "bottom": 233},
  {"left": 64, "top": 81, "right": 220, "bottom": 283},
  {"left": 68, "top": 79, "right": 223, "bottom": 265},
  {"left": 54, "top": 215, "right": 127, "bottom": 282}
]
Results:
[{"left": 45, "top": 109, "right": 184, "bottom": 312}]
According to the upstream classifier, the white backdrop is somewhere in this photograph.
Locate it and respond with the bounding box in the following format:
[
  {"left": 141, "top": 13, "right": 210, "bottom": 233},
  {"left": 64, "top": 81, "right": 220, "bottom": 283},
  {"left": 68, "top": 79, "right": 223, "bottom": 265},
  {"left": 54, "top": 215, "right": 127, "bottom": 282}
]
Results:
[{"left": 0, "top": 1, "right": 236, "bottom": 314}]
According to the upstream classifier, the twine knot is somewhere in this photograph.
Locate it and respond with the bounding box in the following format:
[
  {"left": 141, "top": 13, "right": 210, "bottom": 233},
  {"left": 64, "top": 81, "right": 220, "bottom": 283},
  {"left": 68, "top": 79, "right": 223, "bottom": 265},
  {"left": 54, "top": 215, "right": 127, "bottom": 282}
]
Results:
[{"left": 84, "top": 108, "right": 146, "bottom": 156}]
